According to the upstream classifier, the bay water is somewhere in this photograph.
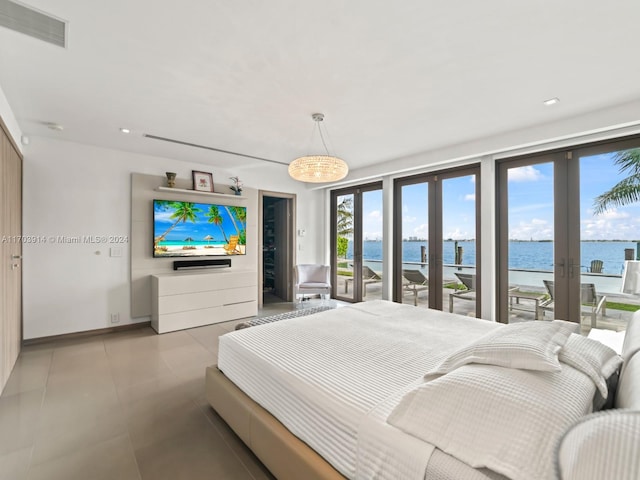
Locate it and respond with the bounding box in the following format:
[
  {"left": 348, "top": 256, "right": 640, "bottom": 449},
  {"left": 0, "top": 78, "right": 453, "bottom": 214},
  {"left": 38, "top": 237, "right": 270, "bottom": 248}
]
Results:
[{"left": 347, "top": 240, "right": 639, "bottom": 275}]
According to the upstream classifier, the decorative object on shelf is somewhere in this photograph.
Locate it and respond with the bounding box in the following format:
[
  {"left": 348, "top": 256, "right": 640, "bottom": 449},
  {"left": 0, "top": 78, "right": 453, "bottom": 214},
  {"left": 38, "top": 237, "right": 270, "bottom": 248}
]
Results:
[
  {"left": 229, "top": 176, "right": 243, "bottom": 195},
  {"left": 192, "top": 170, "right": 214, "bottom": 192},
  {"left": 289, "top": 113, "right": 348, "bottom": 183},
  {"left": 165, "top": 172, "right": 177, "bottom": 188}
]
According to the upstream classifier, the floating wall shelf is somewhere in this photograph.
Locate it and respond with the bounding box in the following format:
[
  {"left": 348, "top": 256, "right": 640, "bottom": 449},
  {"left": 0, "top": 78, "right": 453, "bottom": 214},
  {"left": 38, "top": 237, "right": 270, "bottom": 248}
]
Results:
[{"left": 155, "top": 186, "right": 246, "bottom": 200}]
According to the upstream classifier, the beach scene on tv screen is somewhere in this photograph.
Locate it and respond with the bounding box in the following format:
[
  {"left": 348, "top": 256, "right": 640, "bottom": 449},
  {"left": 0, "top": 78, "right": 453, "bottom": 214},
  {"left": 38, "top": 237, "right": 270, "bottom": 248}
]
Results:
[{"left": 153, "top": 200, "right": 246, "bottom": 257}]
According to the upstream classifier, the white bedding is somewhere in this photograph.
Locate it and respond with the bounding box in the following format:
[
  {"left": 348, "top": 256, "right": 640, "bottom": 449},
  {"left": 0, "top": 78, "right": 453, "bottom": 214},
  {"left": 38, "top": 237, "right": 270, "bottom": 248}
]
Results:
[
  {"left": 217, "top": 300, "right": 605, "bottom": 480},
  {"left": 388, "top": 363, "right": 595, "bottom": 480},
  {"left": 218, "top": 300, "right": 498, "bottom": 479}
]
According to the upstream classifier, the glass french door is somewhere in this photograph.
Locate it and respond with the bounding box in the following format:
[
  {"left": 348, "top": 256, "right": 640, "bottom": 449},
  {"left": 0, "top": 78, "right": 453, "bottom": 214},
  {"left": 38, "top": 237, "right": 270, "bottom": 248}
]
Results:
[
  {"left": 394, "top": 166, "right": 480, "bottom": 315},
  {"left": 497, "top": 135, "right": 640, "bottom": 328},
  {"left": 330, "top": 182, "right": 383, "bottom": 303},
  {"left": 497, "top": 155, "right": 558, "bottom": 323}
]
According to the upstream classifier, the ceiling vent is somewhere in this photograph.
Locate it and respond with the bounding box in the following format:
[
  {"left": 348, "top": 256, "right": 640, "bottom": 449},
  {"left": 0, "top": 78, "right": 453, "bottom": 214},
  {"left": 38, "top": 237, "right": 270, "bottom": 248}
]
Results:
[
  {"left": 0, "top": 0, "right": 66, "bottom": 47},
  {"left": 143, "top": 133, "right": 289, "bottom": 166}
]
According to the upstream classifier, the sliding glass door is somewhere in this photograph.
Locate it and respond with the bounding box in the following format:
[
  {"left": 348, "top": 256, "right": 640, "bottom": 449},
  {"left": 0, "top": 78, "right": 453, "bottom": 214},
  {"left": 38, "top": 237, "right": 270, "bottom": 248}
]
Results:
[
  {"left": 394, "top": 166, "right": 480, "bottom": 315},
  {"left": 497, "top": 135, "right": 640, "bottom": 329},
  {"left": 331, "top": 182, "right": 383, "bottom": 303}
]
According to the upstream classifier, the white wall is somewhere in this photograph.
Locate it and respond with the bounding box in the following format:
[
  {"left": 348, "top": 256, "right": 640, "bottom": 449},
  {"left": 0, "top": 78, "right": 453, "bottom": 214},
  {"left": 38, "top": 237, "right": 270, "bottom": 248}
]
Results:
[
  {"left": 0, "top": 84, "right": 22, "bottom": 151},
  {"left": 342, "top": 99, "right": 640, "bottom": 184},
  {"left": 22, "top": 137, "right": 323, "bottom": 339}
]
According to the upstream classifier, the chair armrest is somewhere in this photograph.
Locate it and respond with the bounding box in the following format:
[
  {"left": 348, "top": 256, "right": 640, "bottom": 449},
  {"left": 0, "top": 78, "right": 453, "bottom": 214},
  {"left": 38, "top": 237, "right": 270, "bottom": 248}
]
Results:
[
  {"left": 539, "top": 298, "right": 553, "bottom": 308},
  {"left": 596, "top": 295, "right": 607, "bottom": 315}
]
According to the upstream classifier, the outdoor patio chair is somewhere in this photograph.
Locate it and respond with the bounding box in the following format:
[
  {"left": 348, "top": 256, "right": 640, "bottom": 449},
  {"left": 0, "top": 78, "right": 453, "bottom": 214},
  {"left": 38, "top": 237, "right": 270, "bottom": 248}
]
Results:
[
  {"left": 541, "top": 280, "right": 607, "bottom": 328},
  {"left": 402, "top": 269, "right": 429, "bottom": 306},
  {"left": 449, "top": 272, "right": 476, "bottom": 312},
  {"left": 588, "top": 259, "right": 604, "bottom": 273},
  {"left": 294, "top": 264, "right": 331, "bottom": 302},
  {"left": 344, "top": 265, "right": 382, "bottom": 296}
]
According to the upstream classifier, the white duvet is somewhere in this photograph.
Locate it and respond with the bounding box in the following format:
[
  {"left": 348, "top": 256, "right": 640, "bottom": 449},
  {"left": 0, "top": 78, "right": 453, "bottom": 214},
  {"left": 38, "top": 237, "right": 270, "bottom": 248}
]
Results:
[
  {"left": 218, "top": 300, "right": 497, "bottom": 479},
  {"left": 218, "top": 300, "right": 609, "bottom": 480}
]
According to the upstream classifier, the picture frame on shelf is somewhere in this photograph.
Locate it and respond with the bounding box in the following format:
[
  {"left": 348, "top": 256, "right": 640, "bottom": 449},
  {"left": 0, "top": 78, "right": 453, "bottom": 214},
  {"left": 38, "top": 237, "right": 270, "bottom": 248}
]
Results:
[{"left": 192, "top": 171, "right": 214, "bottom": 192}]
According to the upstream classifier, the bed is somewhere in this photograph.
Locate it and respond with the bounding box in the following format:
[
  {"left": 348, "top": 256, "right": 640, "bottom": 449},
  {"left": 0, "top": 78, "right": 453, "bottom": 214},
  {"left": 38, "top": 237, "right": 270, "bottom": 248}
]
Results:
[{"left": 205, "top": 300, "right": 640, "bottom": 480}]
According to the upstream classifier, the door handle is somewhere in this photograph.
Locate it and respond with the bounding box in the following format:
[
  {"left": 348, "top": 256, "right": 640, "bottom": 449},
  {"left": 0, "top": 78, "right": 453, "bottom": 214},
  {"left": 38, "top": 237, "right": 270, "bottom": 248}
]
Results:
[
  {"left": 553, "top": 259, "right": 565, "bottom": 277},
  {"left": 568, "top": 259, "right": 580, "bottom": 278}
]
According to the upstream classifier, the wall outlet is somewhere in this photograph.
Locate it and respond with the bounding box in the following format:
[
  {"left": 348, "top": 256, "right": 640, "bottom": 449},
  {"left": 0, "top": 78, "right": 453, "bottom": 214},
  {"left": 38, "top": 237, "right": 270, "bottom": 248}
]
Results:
[{"left": 110, "top": 313, "right": 120, "bottom": 324}]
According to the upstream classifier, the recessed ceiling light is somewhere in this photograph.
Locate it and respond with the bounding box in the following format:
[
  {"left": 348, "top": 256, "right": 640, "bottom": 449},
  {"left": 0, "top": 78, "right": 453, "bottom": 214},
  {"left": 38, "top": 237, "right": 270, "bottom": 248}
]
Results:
[
  {"left": 120, "top": 128, "right": 131, "bottom": 134},
  {"left": 543, "top": 97, "right": 560, "bottom": 106}
]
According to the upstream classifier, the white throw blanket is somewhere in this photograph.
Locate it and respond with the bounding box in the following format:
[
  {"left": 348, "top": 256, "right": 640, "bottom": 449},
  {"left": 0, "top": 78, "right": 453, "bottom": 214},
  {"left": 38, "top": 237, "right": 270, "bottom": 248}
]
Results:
[{"left": 388, "top": 362, "right": 597, "bottom": 480}]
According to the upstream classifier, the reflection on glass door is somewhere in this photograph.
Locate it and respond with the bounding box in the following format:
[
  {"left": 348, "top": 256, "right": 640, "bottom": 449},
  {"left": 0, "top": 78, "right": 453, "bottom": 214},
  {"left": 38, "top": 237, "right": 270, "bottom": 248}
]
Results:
[
  {"left": 331, "top": 183, "right": 383, "bottom": 303},
  {"left": 395, "top": 166, "right": 480, "bottom": 314}
]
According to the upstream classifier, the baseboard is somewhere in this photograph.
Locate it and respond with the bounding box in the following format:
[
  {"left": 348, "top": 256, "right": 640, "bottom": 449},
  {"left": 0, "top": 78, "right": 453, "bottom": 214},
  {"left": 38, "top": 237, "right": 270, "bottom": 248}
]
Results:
[{"left": 22, "top": 321, "right": 151, "bottom": 346}]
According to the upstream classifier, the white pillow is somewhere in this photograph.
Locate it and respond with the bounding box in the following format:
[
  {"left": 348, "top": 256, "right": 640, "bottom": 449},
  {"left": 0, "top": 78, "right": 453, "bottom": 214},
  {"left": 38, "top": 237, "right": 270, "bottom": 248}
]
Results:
[
  {"left": 426, "top": 320, "right": 578, "bottom": 377},
  {"left": 559, "top": 334, "right": 623, "bottom": 403}
]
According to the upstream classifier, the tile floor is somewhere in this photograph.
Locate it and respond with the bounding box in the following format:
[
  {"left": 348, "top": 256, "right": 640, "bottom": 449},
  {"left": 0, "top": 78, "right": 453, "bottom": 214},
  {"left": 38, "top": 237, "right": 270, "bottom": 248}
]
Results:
[{"left": 0, "top": 299, "right": 324, "bottom": 480}]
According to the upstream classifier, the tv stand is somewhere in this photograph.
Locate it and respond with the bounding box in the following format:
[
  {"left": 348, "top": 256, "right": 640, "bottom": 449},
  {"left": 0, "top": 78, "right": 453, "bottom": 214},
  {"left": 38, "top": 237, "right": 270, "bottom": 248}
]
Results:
[{"left": 151, "top": 269, "right": 257, "bottom": 333}]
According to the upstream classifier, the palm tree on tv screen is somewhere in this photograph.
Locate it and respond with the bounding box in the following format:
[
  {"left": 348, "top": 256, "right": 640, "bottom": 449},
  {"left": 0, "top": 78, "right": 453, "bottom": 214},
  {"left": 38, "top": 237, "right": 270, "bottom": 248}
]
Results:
[
  {"left": 206, "top": 205, "right": 229, "bottom": 243},
  {"left": 229, "top": 206, "right": 246, "bottom": 229},
  {"left": 224, "top": 206, "right": 245, "bottom": 245},
  {"left": 594, "top": 148, "right": 640, "bottom": 214},
  {"left": 227, "top": 206, "right": 247, "bottom": 244},
  {"left": 154, "top": 202, "right": 201, "bottom": 249},
  {"left": 153, "top": 201, "right": 200, "bottom": 248}
]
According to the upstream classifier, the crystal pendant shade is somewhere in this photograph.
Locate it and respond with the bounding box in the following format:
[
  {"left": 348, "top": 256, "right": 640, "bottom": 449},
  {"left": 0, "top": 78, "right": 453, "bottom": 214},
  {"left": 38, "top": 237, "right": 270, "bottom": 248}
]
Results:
[
  {"left": 288, "top": 154, "right": 349, "bottom": 183},
  {"left": 289, "top": 113, "right": 348, "bottom": 183}
]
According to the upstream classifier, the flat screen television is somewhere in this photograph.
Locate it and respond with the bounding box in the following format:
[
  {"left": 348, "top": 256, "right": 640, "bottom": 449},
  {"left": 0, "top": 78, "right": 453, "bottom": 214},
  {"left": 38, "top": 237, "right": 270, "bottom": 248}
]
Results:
[{"left": 153, "top": 199, "right": 246, "bottom": 257}]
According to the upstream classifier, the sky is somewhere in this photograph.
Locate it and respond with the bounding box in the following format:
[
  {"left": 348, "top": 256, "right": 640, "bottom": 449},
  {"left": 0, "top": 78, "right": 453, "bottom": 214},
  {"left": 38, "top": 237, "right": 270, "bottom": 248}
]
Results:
[{"left": 357, "top": 149, "right": 640, "bottom": 241}]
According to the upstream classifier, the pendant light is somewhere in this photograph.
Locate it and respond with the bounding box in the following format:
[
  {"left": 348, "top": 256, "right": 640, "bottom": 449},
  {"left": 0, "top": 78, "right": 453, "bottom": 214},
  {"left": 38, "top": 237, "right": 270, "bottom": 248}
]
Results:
[{"left": 288, "top": 113, "right": 349, "bottom": 183}]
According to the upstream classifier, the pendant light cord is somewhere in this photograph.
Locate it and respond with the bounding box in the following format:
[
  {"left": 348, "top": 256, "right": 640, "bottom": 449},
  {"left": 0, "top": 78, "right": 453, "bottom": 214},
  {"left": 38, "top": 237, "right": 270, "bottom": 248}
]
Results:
[{"left": 317, "top": 121, "right": 331, "bottom": 156}]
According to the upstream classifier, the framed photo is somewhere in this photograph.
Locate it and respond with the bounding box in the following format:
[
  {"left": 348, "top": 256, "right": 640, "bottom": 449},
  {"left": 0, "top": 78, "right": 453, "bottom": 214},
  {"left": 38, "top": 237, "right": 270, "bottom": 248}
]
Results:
[{"left": 192, "top": 171, "right": 214, "bottom": 192}]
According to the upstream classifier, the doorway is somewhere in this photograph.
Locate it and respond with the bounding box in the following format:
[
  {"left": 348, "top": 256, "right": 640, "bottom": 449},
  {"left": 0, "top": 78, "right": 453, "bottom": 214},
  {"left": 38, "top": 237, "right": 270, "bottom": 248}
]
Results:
[
  {"left": 496, "top": 135, "right": 640, "bottom": 326},
  {"left": 260, "top": 191, "right": 295, "bottom": 305},
  {"left": 393, "top": 166, "right": 481, "bottom": 314},
  {"left": 330, "top": 182, "right": 384, "bottom": 303},
  {"left": 0, "top": 117, "right": 22, "bottom": 393}
]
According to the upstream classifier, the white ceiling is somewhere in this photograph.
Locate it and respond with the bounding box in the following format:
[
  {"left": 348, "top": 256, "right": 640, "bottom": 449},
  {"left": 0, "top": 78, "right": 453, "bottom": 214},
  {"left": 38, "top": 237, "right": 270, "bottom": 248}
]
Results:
[{"left": 1, "top": 0, "right": 639, "bottom": 175}]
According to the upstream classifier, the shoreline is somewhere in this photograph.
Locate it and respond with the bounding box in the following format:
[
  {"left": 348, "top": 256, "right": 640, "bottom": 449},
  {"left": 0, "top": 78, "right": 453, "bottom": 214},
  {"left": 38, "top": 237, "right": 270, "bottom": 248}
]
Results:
[{"left": 155, "top": 244, "right": 246, "bottom": 256}]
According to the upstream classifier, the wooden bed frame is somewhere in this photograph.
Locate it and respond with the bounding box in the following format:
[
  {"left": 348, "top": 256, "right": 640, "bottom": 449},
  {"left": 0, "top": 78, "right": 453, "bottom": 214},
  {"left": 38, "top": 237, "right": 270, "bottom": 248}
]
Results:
[
  {"left": 205, "top": 365, "right": 345, "bottom": 480},
  {"left": 206, "top": 312, "right": 640, "bottom": 480}
]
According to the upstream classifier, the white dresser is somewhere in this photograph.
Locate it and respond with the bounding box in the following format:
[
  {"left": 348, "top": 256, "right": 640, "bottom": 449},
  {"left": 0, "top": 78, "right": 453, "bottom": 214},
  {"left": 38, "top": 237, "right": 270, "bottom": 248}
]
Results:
[{"left": 151, "top": 269, "right": 257, "bottom": 333}]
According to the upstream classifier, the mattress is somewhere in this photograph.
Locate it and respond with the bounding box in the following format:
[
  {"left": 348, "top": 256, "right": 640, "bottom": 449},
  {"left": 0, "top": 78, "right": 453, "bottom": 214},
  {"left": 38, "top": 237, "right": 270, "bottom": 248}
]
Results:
[{"left": 217, "top": 300, "right": 499, "bottom": 479}]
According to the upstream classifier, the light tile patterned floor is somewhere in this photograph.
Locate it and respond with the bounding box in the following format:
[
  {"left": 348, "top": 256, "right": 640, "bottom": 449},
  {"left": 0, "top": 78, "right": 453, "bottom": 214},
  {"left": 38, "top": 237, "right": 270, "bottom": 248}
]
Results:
[{"left": 0, "top": 301, "right": 317, "bottom": 480}]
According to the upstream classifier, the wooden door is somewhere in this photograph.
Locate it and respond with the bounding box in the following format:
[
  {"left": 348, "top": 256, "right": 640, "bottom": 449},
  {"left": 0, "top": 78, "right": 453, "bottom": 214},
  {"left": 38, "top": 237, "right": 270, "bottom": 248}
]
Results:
[{"left": 0, "top": 119, "right": 22, "bottom": 394}]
